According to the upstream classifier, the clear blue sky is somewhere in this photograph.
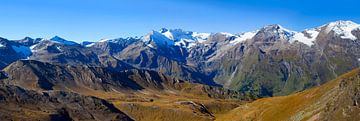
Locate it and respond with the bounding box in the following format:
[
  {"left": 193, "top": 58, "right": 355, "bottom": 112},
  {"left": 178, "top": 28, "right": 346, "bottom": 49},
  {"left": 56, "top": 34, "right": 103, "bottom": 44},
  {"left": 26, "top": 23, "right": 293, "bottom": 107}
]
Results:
[{"left": 1, "top": 0, "right": 359, "bottom": 42}]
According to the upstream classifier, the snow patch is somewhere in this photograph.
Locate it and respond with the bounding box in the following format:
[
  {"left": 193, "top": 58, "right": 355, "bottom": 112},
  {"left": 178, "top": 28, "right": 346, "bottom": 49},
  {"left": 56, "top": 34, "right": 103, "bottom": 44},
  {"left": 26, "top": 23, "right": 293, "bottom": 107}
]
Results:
[
  {"left": 99, "top": 38, "right": 110, "bottom": 42},
  {"left": 230, "top": 31, "right": 257, "bottom": 45},
  {"left": 30, "top": 44, "right": 38, "bottom": 52},
  {"left": 290, "top": 29, "right": 320, "bottom": 46},
  {"left": 0, "top": 43, "right": 4, "bottom": 47},
  {"left": 219, "top": 32, "right": 234, "bottom": 37},
  {"left": 147, "top": 44, "right": 154, "bottom": 48},
  {"left": 56, "top": 46, "right": 62, "bottom": 51},
  {"left": 50, "top": 36, "right": 78, "bottom": 45},
  {"left": 85, "top": 43, "right": 95, "bottom": 47},
  {"left": 192, "top": 32, "right": 210, "bottom": 43},
  {"left": 162, "top": 31, "right": 174, "bottom": 40}
]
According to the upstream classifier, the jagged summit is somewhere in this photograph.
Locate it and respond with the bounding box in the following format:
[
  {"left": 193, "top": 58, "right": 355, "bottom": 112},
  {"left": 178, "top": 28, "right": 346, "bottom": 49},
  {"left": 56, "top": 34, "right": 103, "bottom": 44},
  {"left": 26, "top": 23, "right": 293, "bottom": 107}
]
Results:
[
  {"left": 250, "top": 24, "right": 297, "bottom": 43},
  {"left": 322, "top": 20, "right": 360, "bottom": 40},
  {"left": 142, "top": 28, "right": 211, "bottom": 48},
  {"left": 22, "top": 36, "right": 34, "bottom": 41},
  {"left": 143, "top": 30, "right": 175, "bottom": 48}
]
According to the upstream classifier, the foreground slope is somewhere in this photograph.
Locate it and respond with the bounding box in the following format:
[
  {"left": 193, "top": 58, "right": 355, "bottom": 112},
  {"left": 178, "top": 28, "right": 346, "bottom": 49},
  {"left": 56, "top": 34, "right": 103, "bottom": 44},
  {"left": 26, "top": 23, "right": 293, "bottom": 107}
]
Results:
[
  {"left": 0, "top": 85, "right": 133, "bottom": 121},
  {"left": 216, "top": 68, "right": 360, "bottom": 121}
]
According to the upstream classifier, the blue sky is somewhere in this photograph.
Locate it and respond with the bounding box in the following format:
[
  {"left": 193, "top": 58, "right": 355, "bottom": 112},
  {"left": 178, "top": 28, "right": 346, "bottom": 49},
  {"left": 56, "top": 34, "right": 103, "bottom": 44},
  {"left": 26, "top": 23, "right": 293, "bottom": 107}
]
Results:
[{"left": 1, "top": 0, "right": 359, "bottom": 42}]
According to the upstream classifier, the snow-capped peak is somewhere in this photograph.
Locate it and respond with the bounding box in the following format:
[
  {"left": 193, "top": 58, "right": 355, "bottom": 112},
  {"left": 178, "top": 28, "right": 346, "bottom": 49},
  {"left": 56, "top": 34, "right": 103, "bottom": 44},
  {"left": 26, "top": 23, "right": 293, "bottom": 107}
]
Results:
[
  {"left": 50, "top": 36, "right": 79, "bottom": 45},
  {"left": 143, "top": 28, "right": 210, "bottom": 48},
  {"left": 258, "top": 24, "right": 296, "bottom": 40},
  {"left": 160, "top": 28, "right": 194, "bottom": 41},
  {"left": 323, "top": 20, "right": 360, "bottom": 40},
  {"left": 143, "top": 30, "right": 175, "bottom": 47}
]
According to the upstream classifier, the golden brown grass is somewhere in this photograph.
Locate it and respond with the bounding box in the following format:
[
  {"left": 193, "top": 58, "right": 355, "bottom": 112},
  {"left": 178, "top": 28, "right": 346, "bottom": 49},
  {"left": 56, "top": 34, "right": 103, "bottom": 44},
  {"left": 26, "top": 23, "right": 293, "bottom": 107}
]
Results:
[
  {"left": 66, "top": 85, "right": 244, "bottom": 121},
  {"left": 216, "top": 68, "right": 360, "bottom": 121},
  {"left": 110, "top": 90, "right": 243, "bottom": 121}
]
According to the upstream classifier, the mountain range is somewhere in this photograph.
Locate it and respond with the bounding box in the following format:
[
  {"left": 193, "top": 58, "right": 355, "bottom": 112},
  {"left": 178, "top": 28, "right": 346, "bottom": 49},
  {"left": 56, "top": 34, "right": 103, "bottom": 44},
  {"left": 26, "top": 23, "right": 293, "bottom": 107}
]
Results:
[{"left": 1, "top": 20, "right": 360, "bottom": 120}]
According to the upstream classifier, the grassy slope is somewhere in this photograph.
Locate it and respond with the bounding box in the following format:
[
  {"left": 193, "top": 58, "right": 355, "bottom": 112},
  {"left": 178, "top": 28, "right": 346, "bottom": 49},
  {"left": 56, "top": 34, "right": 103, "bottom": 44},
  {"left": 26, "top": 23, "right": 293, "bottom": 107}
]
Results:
[
  {"left": 72, "top": 83, "right": 245, "bottom": 121},
  {"left": 216, "top": 68, "right": 360, "bottom": 121}
]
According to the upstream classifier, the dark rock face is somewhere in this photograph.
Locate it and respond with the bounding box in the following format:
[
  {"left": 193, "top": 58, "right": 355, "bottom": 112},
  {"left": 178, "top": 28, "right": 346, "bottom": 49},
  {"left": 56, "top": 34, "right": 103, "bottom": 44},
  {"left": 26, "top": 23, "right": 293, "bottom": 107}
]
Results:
[
  {"left": 30, "top": 40, "right": 101, "bottom": 66},
  {"left": 0, "top": 85, "right": 133, "bottom": 121},
  {"left": 0, "top": 38, "right": 30, "bottom": 69},
  {"left": 14, "top": 37, "right": 41, "bottom": 46}
]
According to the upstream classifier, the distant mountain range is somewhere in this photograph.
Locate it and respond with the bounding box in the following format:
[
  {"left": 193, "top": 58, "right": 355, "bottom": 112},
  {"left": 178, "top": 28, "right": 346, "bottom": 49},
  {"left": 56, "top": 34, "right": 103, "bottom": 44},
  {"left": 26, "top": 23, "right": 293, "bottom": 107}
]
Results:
[
  {"left": 1, "top": 20, "right": 360, "bottom": 120},
  {"left": 1, "top": 20, "right": 360, "bottom": 97}
]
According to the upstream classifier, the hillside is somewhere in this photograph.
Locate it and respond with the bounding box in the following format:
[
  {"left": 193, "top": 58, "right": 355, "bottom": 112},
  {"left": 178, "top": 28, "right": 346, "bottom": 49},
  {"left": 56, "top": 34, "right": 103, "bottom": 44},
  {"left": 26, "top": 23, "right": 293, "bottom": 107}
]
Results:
[
  {"left": 0, "top": 60, "right": 252, "bottom": 121},
  {"left": 216, "top": 68, "right": 360, "bottom": 121}
]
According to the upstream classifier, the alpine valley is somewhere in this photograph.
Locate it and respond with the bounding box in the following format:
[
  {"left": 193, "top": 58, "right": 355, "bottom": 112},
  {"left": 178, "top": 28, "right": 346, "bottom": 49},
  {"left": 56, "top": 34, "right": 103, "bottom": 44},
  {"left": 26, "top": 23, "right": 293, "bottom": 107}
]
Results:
[{"left": 1, "top": 20, "right": 360, "bottom": 121}]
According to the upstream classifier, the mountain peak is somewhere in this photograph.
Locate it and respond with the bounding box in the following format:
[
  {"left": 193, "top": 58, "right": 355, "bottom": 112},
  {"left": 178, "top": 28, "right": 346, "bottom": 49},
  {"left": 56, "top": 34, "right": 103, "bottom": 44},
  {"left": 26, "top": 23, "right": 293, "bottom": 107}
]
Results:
[
  {"left": 256, "top": 24, "right": 295, "bottom": 41},
  {"left": 160, "top": 28, "right": 170, "bottom": 33},
  {"left": 262, "top": 24, "right": 294, "bottom": 33},
  {"left": 264, "top": 24, "right": 282, "bottom": 29},
  {"left": 49, "top": 36, "right": 79, "bottom": 45},
  {"left": 328, "top": 20, "right": 357, "bottom": 26},
  {"left": 22, "top": 37, "right": 34, "bottom": 41},
  {"left": 50, "top": 36, "right": 66, "bottom": 41},
  {"left": 143, "top": 28, "right": 210, "bottom": 48},
  {"left": 143, "top": 30, "right": 175, "bottom": 47},
  {"left": 323, "top": 20, "right": 360, "bottom": 40}
]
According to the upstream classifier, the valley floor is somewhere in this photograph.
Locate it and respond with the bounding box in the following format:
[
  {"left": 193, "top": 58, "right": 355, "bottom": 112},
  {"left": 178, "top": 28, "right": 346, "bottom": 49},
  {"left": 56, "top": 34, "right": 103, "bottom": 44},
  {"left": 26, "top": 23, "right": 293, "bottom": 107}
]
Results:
[{"left": 76, "top": 88, "right": 245, "bottom": 121}]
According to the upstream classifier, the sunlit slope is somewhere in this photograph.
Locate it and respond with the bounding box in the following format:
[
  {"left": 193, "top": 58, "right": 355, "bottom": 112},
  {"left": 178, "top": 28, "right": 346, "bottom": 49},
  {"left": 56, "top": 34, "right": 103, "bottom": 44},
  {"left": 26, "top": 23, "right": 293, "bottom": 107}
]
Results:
[{"left": 216, "top": 68, "right": 360, "bottom": 121}]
